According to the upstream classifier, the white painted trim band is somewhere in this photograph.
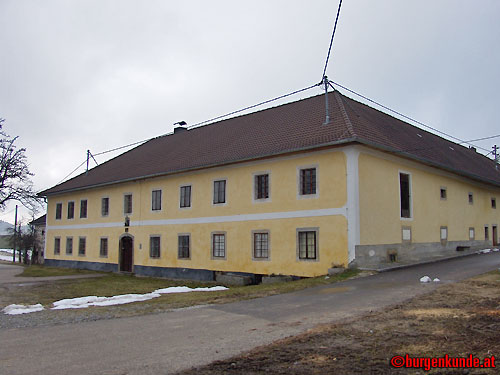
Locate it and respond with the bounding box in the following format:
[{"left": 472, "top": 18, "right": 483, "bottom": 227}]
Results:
[{"left": 47, "top": 207, "right": 347, "bottom": 230}]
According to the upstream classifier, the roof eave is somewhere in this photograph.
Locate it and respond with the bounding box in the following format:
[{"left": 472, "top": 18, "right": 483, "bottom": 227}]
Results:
[
  {"left": 39, "top": 138, "right": 359, "bottom": 197},
  {"left": 356, "top": 139, "right": 500, "bottom": 188}
]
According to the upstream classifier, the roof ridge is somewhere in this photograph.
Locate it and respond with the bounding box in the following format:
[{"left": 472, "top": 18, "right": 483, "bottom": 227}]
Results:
[{"left": 333, "top": 91, "right": 356, "bottom": 138}]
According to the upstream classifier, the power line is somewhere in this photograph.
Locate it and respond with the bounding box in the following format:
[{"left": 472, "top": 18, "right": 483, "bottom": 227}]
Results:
[
  {"left": 56, "top": 160, "right": 87, "bottom": 186},
  {"left": 187, "top": 83, "right": 321, "bottom": 129},
  {"left": 322, "top": 0, "right": 344, "bottom": 79},
  {"left": 93, "top": 138, "right": 153, "bottom": 157},
  {"left": 329, "top": 80, "right": 491, "bottom": 154},
  {"left": 458, "top": 134, "right": 500, "bottom": 144}
]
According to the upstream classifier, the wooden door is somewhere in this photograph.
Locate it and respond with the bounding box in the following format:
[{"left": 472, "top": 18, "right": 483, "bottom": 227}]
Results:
[{"left": 120, "top": 237, "right": 133, "bottom": 272}]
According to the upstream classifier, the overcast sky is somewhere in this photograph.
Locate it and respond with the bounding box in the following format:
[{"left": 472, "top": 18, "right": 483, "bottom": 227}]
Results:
[{"left": 1, "top": 0, "right": 500, "bottom": 224}]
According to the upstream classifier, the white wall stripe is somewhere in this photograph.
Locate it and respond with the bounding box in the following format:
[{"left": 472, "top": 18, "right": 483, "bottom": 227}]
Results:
[{"left": 47, "top": 207, "right": 347, "bottom": 230}]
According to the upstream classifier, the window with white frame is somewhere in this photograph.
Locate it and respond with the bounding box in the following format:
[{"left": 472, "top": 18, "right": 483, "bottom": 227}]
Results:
[
  {"left": 152, "top": 190, "right": 162, "bottom": 211},
  {"left": 124, "top": 194, "right": 133, "bottom": 215},
  {"left": 178, "top": 235, "right": 190, "bottom": 259},
  {"left": 212, "top": 233, "right": 226, "bottom": 258},
  {"left": 78, "top": 237, "right": 86, "bottom": 256},
  {"left": 180, "top": 185, "right": 191, "bottom": 208},
  {"left": 213, "top": 180, "right": 226, "bottom": 204},
  {"left": 80, "top": 199, "right": 88, "bottom": 218},
  {"left": 298, "top": 230, "right": 317, "bottom": 260},
  {"left": 150, "top": 236, "right": 161, "bottom": 258},
  {"left": 253, "top": 232, "right": 269, "bottom": 259},
  {"left": 100, "top": 238, "right": 108, "bottom": 257},
  {"left": 66, "top": 237, "right": 73, "bottom": 255},
  {"left": 101, "top": 197, "right": 109, "bottom": 217},
  {"left": 54, "top": 237, "right": 61, "bottom": 255},
  {"left": 299, "top": 168, "right": 316, "bottom": 195}
]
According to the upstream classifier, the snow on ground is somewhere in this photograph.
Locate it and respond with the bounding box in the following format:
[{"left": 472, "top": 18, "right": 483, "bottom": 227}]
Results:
[
  {"left": 3, "top": 304, "right": 44, "bottom": 315},
  {"left": 420, "top": 276, "right": 432, "bottom": 283},
  {"left": 2, "top": 285, "right": 229, "bottom": 315},
  {"left": 0, "top": 248, "right": 14, "bottom": 254},
  {"left": 0, "top": 254, "right": 13, "bottom": 262},
  {"left": 478, "top": 249, "right": 492, "bottom": 254}
]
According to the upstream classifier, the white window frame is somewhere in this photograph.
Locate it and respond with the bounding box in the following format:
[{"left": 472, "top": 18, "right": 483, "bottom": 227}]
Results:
[{"left": 398, "top": 170, "right": 413, "bottom": 220}]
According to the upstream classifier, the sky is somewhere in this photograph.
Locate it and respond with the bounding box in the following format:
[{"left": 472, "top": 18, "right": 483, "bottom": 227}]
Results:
[{"left": 1, "top": 0, "right": 500, "bottom": 224}]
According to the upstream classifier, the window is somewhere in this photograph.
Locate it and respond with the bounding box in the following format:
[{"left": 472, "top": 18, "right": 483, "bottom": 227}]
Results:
[
  {"left": 100, "top": 238, "right": 108, "bottom": 257},
  {"left": 178, "top": 235, "right": 190, "bottom": 259},
  {"left": 300, "top": 168, "right": 316, "bottom": 195},
  {"left": 101, "top": 197, "right": 109, "bottom": 217},
  {"left": 180, "top": 185, "right": 191, "bottom": 208},
  {"left": 253, "top": 232, "right": 269, "bottom": 259},
  {"left": 213, "top": 180, "right": 226, "bottom": 204},
  {"left": 150, "top": 236, "right": 161, "bottom": 258},
  {"left": 67, "top": 201, "right": 75, "bottom": 219},
  {"left": 78, "top": 237, "right": 86, "bottom": 256},
  {"left": 298, "top": 230, "right": 317, "bottom": 260},
  {"left": 485, "top": 226, "right": 489, "bottom": 240},
  {"left": 468, "top": 193, "right": 474, "bottom": 204},
  {"left": 492, "top": 198, "right": 497, "bottom": 209},
  {"left": 80, "top": 199, "right": 88, "bottom": 218},
  {"left": 255, "top": 174, "right": 269, "bottom": 200},
  {"left": 399, "top": 173, "right": 411, "bottom": 218},
  {"left": 124, "top": 194, "right": 133, "bottom": 215},
  {"left": 66, "top": 237, "right": 73, "bottom": 255},
  {"left": 469, "top": 228, "right": 475, "bottom": 240},
  {"left": 440, "top": 188, "right": 447, "bottom": 200},
  {"left": 212, "top": 233, "right": 226, "bottom": 258},
  {"left": 152, "top": 190, "right": 162, "bottom": 211},
  {"left": 54, "top": 238, "right": 61, "bottom": 255},
  {"left": 55, "top": 203, "right": 62, "bottom": 220}
]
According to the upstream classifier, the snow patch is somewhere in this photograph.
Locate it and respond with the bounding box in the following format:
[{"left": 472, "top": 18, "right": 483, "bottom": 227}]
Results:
[
  {"left": 3, "top": 304, "right": 44, "bottom": 315},
  {"left": 0, "top": 254, "right": 13, "bottom": 262},
  {"left": 433, "top": 278, "right": 440, "bottom": 282},
  {"left": 51, "top": 286, "right": 228, "bottom": 310},
  {"left": 477, "top": 249, "right": 492, "bottom": 254},
  {"left": 420, "top": 276, "right": 432, "bottom": 283}
]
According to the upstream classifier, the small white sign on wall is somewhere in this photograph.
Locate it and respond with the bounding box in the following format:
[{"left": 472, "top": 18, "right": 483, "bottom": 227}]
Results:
[
  {"left": 402, "top": 228, "right": 411, "bottom": 241},
  {"left": 440, "top": 227, "right": 448, "bottom": 240}
]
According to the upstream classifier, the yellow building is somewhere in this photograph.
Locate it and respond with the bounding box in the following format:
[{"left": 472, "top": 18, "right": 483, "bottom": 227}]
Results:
[{"left": 39, "top": 91, "right": 500, "bottom": 279}]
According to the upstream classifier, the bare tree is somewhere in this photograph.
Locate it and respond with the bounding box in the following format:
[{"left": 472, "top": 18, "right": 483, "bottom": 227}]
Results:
[{"left": 0, "top": 118, "right": 41, "bottom": 211}]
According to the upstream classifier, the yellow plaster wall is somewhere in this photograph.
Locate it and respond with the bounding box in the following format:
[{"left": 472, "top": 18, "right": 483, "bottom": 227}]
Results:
[
  {"left": 45, "top": 150, "right": 349, "bottom": 277},
  {"left": 359, "top": 152, "right": 500, "bottom": 245}
]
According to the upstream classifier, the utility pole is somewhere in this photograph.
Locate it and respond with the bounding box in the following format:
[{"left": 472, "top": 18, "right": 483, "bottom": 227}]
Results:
[
  {"left": 323, "top": 75, "right": 330, "bottom": 125},
  {"left": 12, "top": 205, "right": 17, "bottom": 262},
  {"left": 493, "top": 145, "right": 498, "bottom": 170}
]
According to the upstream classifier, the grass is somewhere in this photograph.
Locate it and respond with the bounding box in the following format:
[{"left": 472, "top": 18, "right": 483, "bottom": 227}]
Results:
[
  {"left": 1, "top": 266, "right": 362, "bottom": 318},
  {"left": 16, "top": 265, "right": 102, "bottom": 277}
]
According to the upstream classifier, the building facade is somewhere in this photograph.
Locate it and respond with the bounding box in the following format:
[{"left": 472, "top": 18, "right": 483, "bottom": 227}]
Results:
[{"left": 40, "top": 91, "right": 500, "bottom": 279}]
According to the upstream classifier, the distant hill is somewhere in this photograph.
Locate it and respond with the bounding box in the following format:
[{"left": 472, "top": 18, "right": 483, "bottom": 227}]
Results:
[{"left": 0, "top": 220, "right": 28, "bottom": 235}]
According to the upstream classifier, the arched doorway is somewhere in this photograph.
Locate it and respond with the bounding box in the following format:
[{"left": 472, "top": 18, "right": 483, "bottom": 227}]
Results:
[{"left": 119, "top": 235, "right": 133, "bottom": 272}]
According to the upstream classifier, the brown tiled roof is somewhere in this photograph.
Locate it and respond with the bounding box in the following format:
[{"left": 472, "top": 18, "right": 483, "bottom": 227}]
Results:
[{"left": 39, "top": 91, "right": 500, "bottom": 196}]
